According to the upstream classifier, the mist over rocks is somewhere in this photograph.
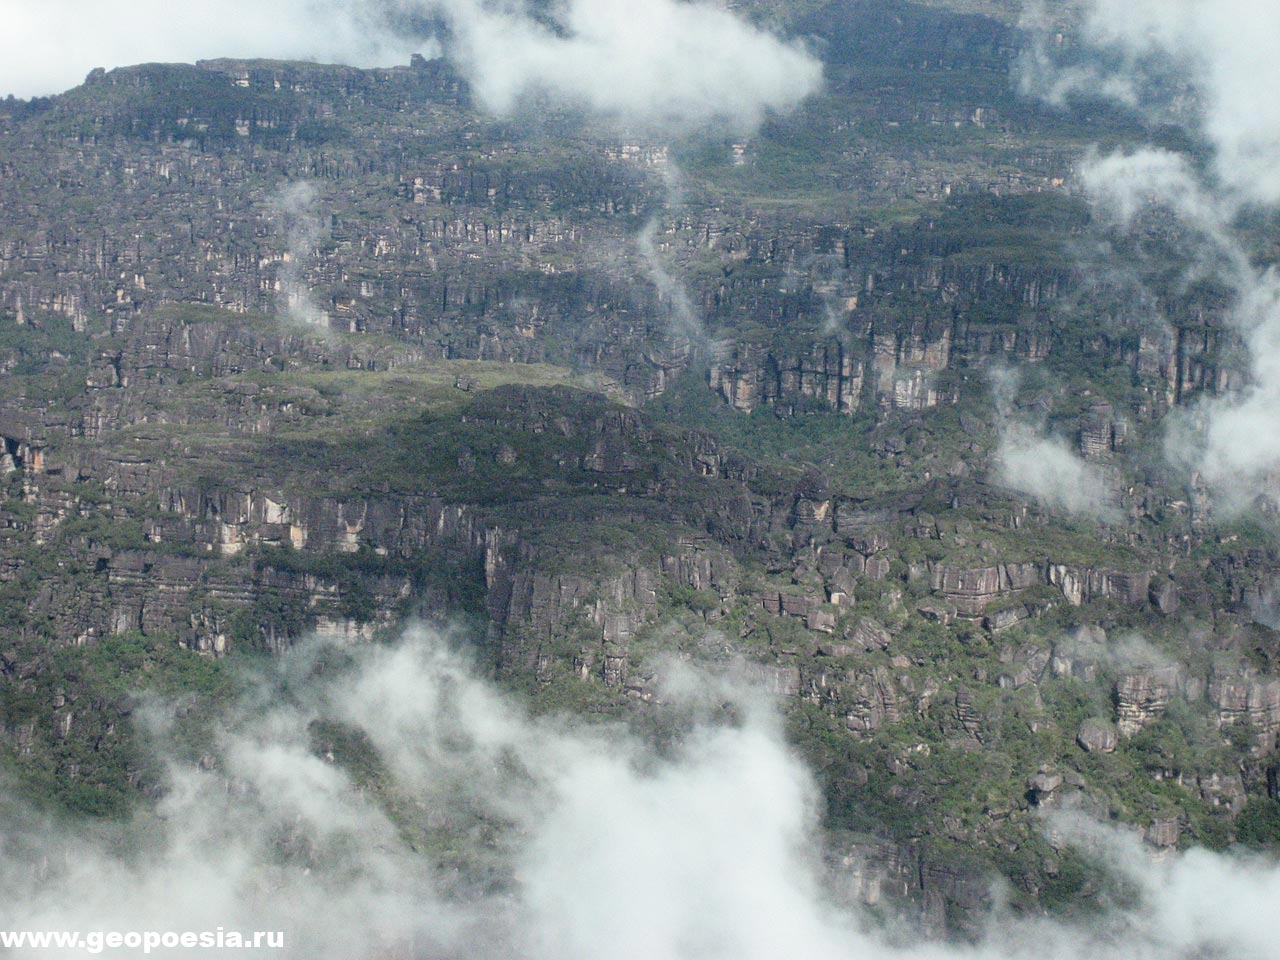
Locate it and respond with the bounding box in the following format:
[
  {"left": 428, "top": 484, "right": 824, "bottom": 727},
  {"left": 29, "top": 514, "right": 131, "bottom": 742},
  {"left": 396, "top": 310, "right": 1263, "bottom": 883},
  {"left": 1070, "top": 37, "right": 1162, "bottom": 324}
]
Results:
[
  {"left": 2, "top": 0, "right": 1280, "bottom": 945},
  {"left": 270, "top": 182, "right": 330, "bottom": 331},
  {"left": 0, "top": 0, "right": 420, "bottom": 99},
  {"left": 1, "top": 0, "right": 822, "bottom": 132},
  {"left": 3, "top": 628, "right": 1280, "bottom": 960},
  {"left": 1022, "top": 0, "right": 1280, "bottom": 512}
]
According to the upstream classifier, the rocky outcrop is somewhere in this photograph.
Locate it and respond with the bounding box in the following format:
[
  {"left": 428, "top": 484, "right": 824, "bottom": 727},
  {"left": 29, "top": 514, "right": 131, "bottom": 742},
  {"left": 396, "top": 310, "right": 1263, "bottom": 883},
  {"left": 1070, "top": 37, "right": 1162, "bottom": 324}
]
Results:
[
  {"left": 1048, "top": 565, "right": 1151, "bottom": 607},
  {"left": 710, "top": 340, "right": 864, "bottom": 415},
  {"left": 929, "top": 561, "right": 1040, "bottom": 616},
  {"left": 833, "top": 838, "right": 992, "bottom": 939},
  {"left": 834, "top": 667, "right": 908, "bottom": 734},
  {"left": 997, "top": 644, "right": 1052, "bottom": 690},
  {"left": 1077, "top": 718, "right": 1119, "bottom": 753},
  {"left": 1145, "top": 818, "right": 1180, "bottom": 848},
  {"left": 1114, "top": 667, "right": 1182, "bottom": 737},
  {"left": 821, "top": 617, "right": 892, "bottom": 656},
  {"left": 1207, "top": 671, "right": 1280, "bottom": 754}
]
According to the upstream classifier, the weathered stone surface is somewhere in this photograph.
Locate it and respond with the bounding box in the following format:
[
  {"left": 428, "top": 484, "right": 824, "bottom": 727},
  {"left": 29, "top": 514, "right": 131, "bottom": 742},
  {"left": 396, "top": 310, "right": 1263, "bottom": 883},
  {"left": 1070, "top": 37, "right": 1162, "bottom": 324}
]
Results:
[
  {"left": 997, "top": 644, "right": 1051, "bottom": 689},
  {"left": 1149, "top": 577, "right": 1180, "bottom": 615},
  {"left": 930, "top": 563, "right": 1002, "bottom": 616},
  {"left": 1178, "top": 771, "right": 1246, "bottom": 815},
  {"left": 1115, "top": 666, "right": 1181, "bottom": 737},
  {"left": 954, "top": 686, "right": 984, "bottom": 741},
  {"left": 865, "top": 555, "right": 892, "bottom": 581},
  {"left": 1077, "top": 718, "right": 1119, "bottom": 753},
  {"left": 845, "top": 668, "right": 905, "bottom": 734},
  {"left": 849, "top": 617, "right": 892, "bottom": 652},
  {"left": 917, "top": 602, "right": 956, "bottom": 625},
  {"left": 1028, "top": 771, "right": 1063, "bottom": 795},
  {"left": 746, "top": 663, "right": 802, "bottom": 698},
  {"left": 1048, "top": 565, "right": 1151, "bottom": 606},
  {"left": 1145, "top": 818, "right": 1180, "bottom": 848},
  {"left": 807, "top": 608, "right": 838, "bottom": 634},
  {"left": 1207, "top": 671, "right": 1280, "bottom": 754},
  {"left": 845, "top": 528, "right": 891, "bottom": 556},
  {"left": 983, "top": 604, "right": 1029, "bottom": 632},
  {"left": 1078, "top": 403, "right": 1124, "bottom": 459},
  {"left": 1050, "top": 624, "right": 1106, "bottom": 681}
]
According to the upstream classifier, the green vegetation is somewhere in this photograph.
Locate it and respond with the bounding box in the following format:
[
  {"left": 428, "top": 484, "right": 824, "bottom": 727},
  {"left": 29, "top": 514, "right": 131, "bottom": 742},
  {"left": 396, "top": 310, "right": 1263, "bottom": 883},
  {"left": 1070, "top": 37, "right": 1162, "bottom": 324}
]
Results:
[
  {"left": 0, "top": 5, "right": 1277, "bottom": 930},
  {"left": 0, "top": 632, "right": 234, "bottom": 817},
  {"left": 1235, "top": 798, "right": 1280, "bottom": 848}
]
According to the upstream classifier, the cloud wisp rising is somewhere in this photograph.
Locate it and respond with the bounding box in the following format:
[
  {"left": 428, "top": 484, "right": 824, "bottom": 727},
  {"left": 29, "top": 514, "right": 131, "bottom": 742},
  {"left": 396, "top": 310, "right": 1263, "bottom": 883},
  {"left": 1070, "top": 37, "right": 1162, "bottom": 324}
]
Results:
[
  {"left": 988, "top": 367, "right": 1118, "bottom": 521},
  {"left": 271, "top": 181, "right": 331, "bottom": 332},
  {"left": 1023, "top": 0, "right": 1280, "bottom": 512}
]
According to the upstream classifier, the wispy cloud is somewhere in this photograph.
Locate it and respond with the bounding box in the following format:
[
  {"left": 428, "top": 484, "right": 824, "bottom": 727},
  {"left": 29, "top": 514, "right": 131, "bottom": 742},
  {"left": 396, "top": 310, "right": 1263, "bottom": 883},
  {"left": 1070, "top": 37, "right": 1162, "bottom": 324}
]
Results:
[
  {"left": 1, "top": 0, "right": 821, "bottom": 134},
  {"left": 271, "top": 181, "right": 331, "bottom": 332},
  {"left": 996, "top": 424, "right": 1117, "bottom": 520},
  {"left": 3, "top": 628, "right": 1280, "bottom": 959},
  {"left": 988, "top": 367, "right": 1117, "bottom": 520},
  {"left": 1023, "top": 0, "right": 1280, "bottom": 513}
]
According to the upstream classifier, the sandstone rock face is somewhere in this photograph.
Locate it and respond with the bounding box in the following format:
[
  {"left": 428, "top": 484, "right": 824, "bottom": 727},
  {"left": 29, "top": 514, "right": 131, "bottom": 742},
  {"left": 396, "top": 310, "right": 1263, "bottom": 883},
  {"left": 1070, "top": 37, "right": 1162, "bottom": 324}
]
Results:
[
  {"left": 955, "top": 686, "right": 984, "bottom": 742},
  {"left": 1149, "top": 577, "right": 1180, "bottom": 615},
  {"left": 488, "top": 562, "right": 661, "bottom": 686},
  {"left": 1078, "top": 403, "right": 1127, "bottom": 459},
  {"left": 850, "top": 617, "right": 892, "bottom": 652},
  {"left": 834, "top": 838, "right": 991, "bottom": 939},
  {"left": 746, "top": 663, "right": 803, "bottom": 698},
  {"left": 660, "top": 541, "right": 737, "bottom": 595},
  {"left": 1208, "top": 672, "right": 1280, "bottom": 754},
  {"left": 983, "top": 605, "right": 1029, "bottom": 632},
  {"left": 1180, "top": 771, "right": 1247, "bottom": 815},
  {"left": 844, "top": 668, "right": 906, "bottom": 734},
  {"left": 997, "top": 644, "right": 1051, "bottom": 690},
  {"left": 921, "top": 561, "right": 1151, "bottom": 617},
  {"left": 1028, "top": 771, "right": 1063, "bottom": 797},
  {"left": 710, "top": 341, "right": 864, "bottom": 415},
  {"left": 1145, "top": 818, "right": 1180, "bottom": 848},
  {"left": 930, "top": 564, "right": 1002, "bottom": 616},
  {"left": 1050, "top": 624, "right": 1107, "bottom": 681},
  {"left": 1114, "top": 666, "right": 1182, "bottom": 737},
  {"left": 1048, "top": 565, "right": 1151, "bottom": 607}
]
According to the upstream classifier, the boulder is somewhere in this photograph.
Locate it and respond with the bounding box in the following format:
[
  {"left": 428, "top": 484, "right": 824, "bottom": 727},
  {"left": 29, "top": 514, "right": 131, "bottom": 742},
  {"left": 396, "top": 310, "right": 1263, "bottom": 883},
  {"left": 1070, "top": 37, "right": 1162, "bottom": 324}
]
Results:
[{"left": 1077, "top": 718, "right": 1118, "bottom": 753}]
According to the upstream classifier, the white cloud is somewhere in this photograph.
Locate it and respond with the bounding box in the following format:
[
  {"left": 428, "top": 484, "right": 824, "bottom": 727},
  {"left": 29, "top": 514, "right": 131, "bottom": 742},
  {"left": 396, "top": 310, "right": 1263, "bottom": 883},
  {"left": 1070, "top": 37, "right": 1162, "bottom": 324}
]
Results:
[
  {"left": 1024, "top": 1, "right": 1280, "bottom": 510},
  {"left": 1078, "top": 146, "right": 1280, "bottom": 506},
  {"left": 4, "top": 628, "right": 1280, "bottom": 959},
  {"left": 1078, "top": 0, "right": 1280, "bottom": 207},
  {"left": 986, "top": 367, "right": 1116, "bottom": 521},
  {"left": 0, "top": 0, "right": 417, "bottom": 99},
  {"left": 996, "top": 424, "right": 1117, "bottom": 521},
  {"left": 429, "top": 0, "right": 821, "bottom": 129},
  {"left": 0, "top": 0, "right": 821, "bottom": 132}
]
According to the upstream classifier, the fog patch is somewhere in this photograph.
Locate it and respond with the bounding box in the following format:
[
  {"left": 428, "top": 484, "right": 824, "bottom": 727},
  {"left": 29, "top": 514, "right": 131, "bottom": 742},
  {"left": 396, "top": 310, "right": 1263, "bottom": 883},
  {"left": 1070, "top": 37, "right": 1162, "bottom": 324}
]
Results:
[
  {"left": 996, "top": 424, "right": 1117, "bottom": 521},
  {"left": 0, "top": 630, "right": 846, "bottom": 959},
  {"left": 420, "top": 0, "right": 821, "bottom": 132},
  {"left": 637, "top": 206, "right": 706, "bottom": 364},
  {"left": 1073, "top": 0, "right": 1280, "bottom": 207},
  {"left": 1078, "top": 149, "right": 1280, "bottom": 511},
  {"left": 3, "top": 0, "right": 821, "bottom": 133},
  {"left": 988, "top": 367, "right": 1117, "bottom": 521},
  {"left": 1022, "top": 0, "right": 1280, "bottom": 514},
  {"left": 270, "top": 181, "right": 331, "bottom": 333},
  {"left": 4, "top": 628, "right": 1280, "bottom": 957}
]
